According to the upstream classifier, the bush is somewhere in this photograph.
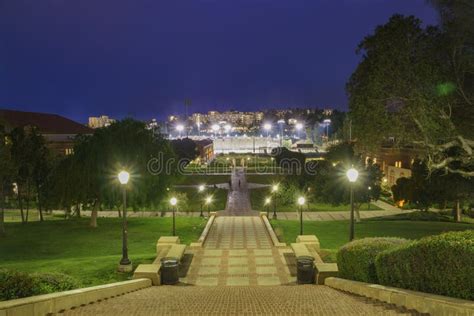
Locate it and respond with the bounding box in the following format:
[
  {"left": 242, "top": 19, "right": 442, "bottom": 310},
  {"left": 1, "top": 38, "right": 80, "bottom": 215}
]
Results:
[
  {"left": 337, "top": 237, "right": 409, "bottom": 283},
  {"left": 375, "top": 230, "right": 474, "bottom": 300},
  {"left": 0, "top": 269, "right": 36, "bottom": 301},
  {"left": 0, "top": 270, "right": 81, "bottom": 301},
  {"left": 32, "top": 273, "right": 81, "bottom": 294}
]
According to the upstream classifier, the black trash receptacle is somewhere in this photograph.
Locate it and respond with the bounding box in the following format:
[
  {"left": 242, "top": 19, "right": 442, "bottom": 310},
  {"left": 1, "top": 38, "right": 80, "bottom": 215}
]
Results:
[
  {"left": 296, "top": 256, "right": 315, "bottom": 284},
  {"left": 160, "top": 257, "right": 179, "bottom": 285}
]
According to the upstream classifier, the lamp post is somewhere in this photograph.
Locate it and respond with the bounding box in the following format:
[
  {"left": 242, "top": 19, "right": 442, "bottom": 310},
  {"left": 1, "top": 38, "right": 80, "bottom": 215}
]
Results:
[
  {"left": 277, "top": 119, "right": 285, "bottom": 146},
  {"left": 265, "top": 197, "right": 271, "bottom": 217},
  {"left": 323, "top": 119, "right": 331, "bottom": 141},
  {"left": 211, "top": 124, "right": 220, "bottom": 139},
  {"left": 295, "top": 123, "right": 303, "bottom": 139},
  {"left": 117, "top": 171, "right": 132, "bottom": 272},
  {"left": 271, "top": 184, "right": 279, "bottom": 219},
  {"left": 198, "top": 185, "right": 205, "bottom": 217},
  {"left": 297, "top": 196, "right": 306, "bottom": 235},
  {"left": 205, "top": 196, "right": 212, "bottom": 216},
  {"left": 176, "top": 124, "right": 184, "bottom": 139},
  {"left": 263, "top": 123, "right": 272, "bottom": 138},
  {"left": 170, "top": 197, "right": 177, "bottom": 236},
  {"left": 346, "top": 168, "right": 359, "bottom": 241}
]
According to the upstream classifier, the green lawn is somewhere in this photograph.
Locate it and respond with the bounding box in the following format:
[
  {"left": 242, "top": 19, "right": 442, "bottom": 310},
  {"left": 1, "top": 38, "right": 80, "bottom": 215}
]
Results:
[
  {"left": 0, "top": 217, "right": 206, "bottom": 287},
  {"left": 250, "top": 187, "right": 380, "bottom": 212},
  {"left": 271, "top": 219, "right": 474, "bottom": 262},
  {"left": 176, "top": 174, "right": 230, "bottom": 185},
  {"left": 162, "top": 187, "right": 228, "bottom": 212}
]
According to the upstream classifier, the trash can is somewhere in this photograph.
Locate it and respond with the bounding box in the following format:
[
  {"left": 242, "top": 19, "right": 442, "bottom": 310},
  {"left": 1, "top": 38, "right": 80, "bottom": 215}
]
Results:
[
  {"left": 160, "top": 257, "right": 179, "bottom": 285},
  {"left": 296, "top": 256, "right": 315, "bottom": 284}
]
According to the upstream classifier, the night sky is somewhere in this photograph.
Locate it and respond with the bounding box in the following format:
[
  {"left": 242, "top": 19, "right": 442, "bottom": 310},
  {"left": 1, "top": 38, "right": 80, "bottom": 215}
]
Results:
[{"left": 1, "top": 0, "right": 437, "bottom": 123}]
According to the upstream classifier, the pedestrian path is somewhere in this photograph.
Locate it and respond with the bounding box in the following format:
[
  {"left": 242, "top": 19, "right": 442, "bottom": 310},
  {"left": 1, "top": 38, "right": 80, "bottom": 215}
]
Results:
[
  {"left": 220, "top": 167, "right": 258, "bottom": 216},
  {"left": 64, "top": 285, "right": 414, "bottom": 315}
]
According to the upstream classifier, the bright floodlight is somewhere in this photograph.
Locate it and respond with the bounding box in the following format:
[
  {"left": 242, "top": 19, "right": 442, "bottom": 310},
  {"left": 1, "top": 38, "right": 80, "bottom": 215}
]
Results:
[
  {"left": 170, "top": 197, "right": 178, "bottom": 206},
  {"left": 277, "top": 119, "right": 285, "bottom": 124},
  {"left": 211, "top": 124, "right": 220, "bottom": 132},
  {"left": 198, "top": 185, "right": 205, "bottom": 192},
  {"left": 323, "top": 119, "right": 331, "bottom": 124},
  {"left": 118, "top": 171, "right": 130, "bottom": 185},
  {"left": 224, "top": 124, "right": 232, "bottom": 132},
  {"left": 295, "top": 123, "right": 303, "bottom": 130},
  {"left": 263, "top": 123, "right": 272, "bottom": 131},
  {"left": 176, "top": 124, "right": 184, "bottom": 132},
  {"left": 205, "top": 196, "right": 212, "bottom": 204},
  {"left": 297, "top": 196, "right": 306, "bottom": 206},
  {"left": 265, "top": 197, "right": 271, "bottom": 205},
  {"left": 346, "top": 168, "right": 359, "bottom": 183}
]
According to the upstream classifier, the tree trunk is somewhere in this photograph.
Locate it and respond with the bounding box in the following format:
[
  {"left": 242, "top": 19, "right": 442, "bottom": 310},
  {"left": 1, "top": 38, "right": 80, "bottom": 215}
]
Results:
[
  {"left": 25, "top": 180, "right": 29, "bottom": 223},
  {"left": 0, "top": 183, "right": 5, "bottom": 237},
  {"left": 18, "top": 185, "right": 25, "bottom": 224},
  {"left": 37, "top": 191, "right": 44, "bottom": 222},
  {"left": 355, "top": 203, "right": 361, "bottom": 222},
  {"left": 117, "top": 205, "right": 122, "bottom": 218},
  {"left": 90, "top": 199, "right": 98, "bottom": 228},
  {"left": 76, "top": 203, "right": 81, "bottom": 218},
  {"left": 454, "top": 199, "right": 461, "bottom": 222}
]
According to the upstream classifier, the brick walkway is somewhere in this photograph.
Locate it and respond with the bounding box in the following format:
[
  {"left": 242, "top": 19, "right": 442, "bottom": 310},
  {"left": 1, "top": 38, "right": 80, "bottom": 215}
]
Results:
[
  {"left": 64, "top": 285, "right": 415, "bottom": 315},
  {"left": 181, "top": 216, "right": 296, "bottom": 286}
]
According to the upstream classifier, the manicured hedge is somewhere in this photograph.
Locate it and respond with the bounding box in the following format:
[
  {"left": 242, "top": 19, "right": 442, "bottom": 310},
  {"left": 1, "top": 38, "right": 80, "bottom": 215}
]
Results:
[
  {"left": 375, "top": 230, "right": 474, "bottom": 300},
  {"left": 337, "top": 237, "right": 408, "bottom": 283},
  {"left": 0, "top": 269, "right": 81, "bottom": 301}
]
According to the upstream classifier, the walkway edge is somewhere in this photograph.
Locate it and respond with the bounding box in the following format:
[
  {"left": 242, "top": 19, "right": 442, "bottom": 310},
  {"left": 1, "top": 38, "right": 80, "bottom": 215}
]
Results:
[
  {"left": 191, "top": 212, "right": 216, "bottom": 247},
  {"left": 260, "top": 213, "right": 287, "bottom": 248},
  {"left": 325, "top": 277, "right": 474, "bottom": 316},
  {"left": 0, "top": 278, "right": 152, "bottom": 316}
]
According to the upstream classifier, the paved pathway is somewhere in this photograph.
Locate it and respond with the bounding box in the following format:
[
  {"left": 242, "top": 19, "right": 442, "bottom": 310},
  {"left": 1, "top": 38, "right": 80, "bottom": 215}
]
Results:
[
  {"left": 182, "top": 216, "right": 296, "bottom": 286},
  {"left": 65, "top": 285, "right": 415, "bottom": 315},
  {"left": 219, "top": 167, "right": 258, "bottom": 216}
]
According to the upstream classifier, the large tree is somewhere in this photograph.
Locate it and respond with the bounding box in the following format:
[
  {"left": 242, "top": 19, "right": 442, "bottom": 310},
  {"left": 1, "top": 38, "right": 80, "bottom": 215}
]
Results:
[
  {"left": 347, "top": 10, "right": 473, "bottom": 177},
  {"left": 0, "top": 126, "right": 14, "bottom": 236}
]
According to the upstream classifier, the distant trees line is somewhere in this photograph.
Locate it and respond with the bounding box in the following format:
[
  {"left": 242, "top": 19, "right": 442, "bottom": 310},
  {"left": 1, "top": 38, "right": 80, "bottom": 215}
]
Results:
[{"left": 0, "top": 119, "right": 200, "bottom": 236}]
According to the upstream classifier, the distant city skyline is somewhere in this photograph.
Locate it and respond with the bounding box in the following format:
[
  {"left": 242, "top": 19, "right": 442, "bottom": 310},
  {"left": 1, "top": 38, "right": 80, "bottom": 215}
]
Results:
[{"left": 1, "top": 1, "right": 437, "bottom": 123}]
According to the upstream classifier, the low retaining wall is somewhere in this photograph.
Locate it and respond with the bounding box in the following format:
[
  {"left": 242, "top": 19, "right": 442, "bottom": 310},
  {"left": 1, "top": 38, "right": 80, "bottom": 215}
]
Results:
[
  {"left": 325, "top": 277, "right": 474, "bottom": 316},
  {"left": 260, "top": 213, "right": 287, "bottom": 248},
  {"left": 190, "top": 212, "right": 216, "bottom": 247},
  {"left": 0, "top": 278, "right": 152, "bottom": 316}
]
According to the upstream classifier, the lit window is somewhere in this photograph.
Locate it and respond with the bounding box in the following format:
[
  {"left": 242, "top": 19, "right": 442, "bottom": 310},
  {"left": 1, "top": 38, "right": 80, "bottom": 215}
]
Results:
[{"left": 65, "top": 148, "right": 74, "bottom": 155}]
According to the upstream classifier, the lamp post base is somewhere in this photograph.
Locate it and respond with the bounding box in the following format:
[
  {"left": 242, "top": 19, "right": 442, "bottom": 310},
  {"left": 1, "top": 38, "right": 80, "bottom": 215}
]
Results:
[{"left": 118, "top": 262, "right": 133, "bottom": 272}]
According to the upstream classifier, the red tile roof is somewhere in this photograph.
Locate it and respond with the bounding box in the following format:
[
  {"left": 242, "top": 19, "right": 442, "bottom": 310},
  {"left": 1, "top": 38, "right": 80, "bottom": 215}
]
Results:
[{"left": 0, "top": 109, "right": 93, "bottom": 135}]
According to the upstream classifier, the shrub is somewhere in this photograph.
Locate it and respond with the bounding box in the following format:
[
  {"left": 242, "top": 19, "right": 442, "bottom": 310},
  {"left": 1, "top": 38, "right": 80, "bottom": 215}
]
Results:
[
  {"left": 0, "top": 270, "right": 82, "bottom": 301},
  {"left": 0, "top": 269, "right": 36, "bottom": 301},
  {"left": 32, "top": 273, "right": 81, "bottom": 294},
  {"left": 337, "top": 237, "right": 409, "bottom": 283},
  {"left": 375, "top": 230, "right": 474, "bottom": 300}
]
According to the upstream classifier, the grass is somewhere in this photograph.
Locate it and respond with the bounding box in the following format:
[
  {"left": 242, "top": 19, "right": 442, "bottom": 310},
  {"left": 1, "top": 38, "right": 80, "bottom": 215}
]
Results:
[
  {"left": 176, "top": 174, "right": 230, "bottom": 185},
  {"left": 271, "top": 219, "right": 474, "bottom": 262},
  {"left": 250, "top": 187, "right": 381, "bottom": 212},
  {"left": 0, "top": 217, "right": 206, "bottom": 287},
  {"left": 161, "top": 187, "right": 228, "bottom": 212}
]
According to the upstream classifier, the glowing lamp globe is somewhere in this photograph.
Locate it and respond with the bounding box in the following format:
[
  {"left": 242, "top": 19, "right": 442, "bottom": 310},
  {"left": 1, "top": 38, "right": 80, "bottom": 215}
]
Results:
[
  {"left": 176, "top": 124, "right": 184, "bottom": 132},
  {"left": 346, "top": 168, "right": 359, "bottom": 183},
  {"left": 118, "top": 171, "right": 130, "bottom": 185},
  {"left": 198, "top": 185, "right": 205, "bottom": 192},
  {"left": 205, "top": 196, "right": 212, "bottom": 204},
  {"left": 297, "top": 197, "right": 306, "bottom": 206},
  {"left": 170, "top": 197, "right": 178, "bottom": 206},
  {"left": 265, "top": 197, "right": 271, "bottom": 205}
]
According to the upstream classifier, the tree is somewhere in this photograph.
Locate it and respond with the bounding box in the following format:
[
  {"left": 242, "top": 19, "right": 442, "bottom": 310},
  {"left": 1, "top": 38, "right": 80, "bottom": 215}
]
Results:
[
  {"left": 347, "top": 13, "right": 473, "bottom": 177},
  {"left": 0, "top": 126, "right": 14, "bottom": 236},
  {"left": 56, "top": 119, "right": 177, "bottom": 227}
]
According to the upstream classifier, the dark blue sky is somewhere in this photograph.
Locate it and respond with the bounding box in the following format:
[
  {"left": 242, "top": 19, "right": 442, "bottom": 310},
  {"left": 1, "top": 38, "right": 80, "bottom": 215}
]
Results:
[{"left": 1, "top": 0, "right": 437, "bottom": 123}]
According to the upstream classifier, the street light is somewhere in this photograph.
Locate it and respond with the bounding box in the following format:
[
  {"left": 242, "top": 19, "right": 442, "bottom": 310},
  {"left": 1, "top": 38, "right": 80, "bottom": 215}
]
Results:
[
  {"left": 265, "top": 197, "right": 271, "bottom": 217},
  {"left": 205, "top": 195, "right": 213, "bottom": 216},
  {"left": 117, "top": 171, "right": 132, "bottom": 272},
  {"left": 271, "top": 184, "right": 279, "bottom": 219},
  {"left": 176, "top": 124, "right": 184, "bottom": 138},
  {"left": 211, "top": 124, "right": 220, "bottom": 138},
  {"left": 323, "top": 119, "right": 331, "bottom": 141},
  {"left": 198, "top": 185, "right": 205, "bottom": 217},
  {"left": 170, "top": 197, "right": 178, "bottom": 236},
  {"left": 346, "top": 168, "right": 359, "bottom": 241},
  {"left": 263, "top": 123, "right": 272, "bottom": 137},
  {"left": 295, "top": 123, "right": 303, "bottom": 139},
  {"left": 297, "top": 196, "right": 306, "bottom": 235}
]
